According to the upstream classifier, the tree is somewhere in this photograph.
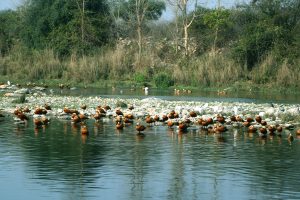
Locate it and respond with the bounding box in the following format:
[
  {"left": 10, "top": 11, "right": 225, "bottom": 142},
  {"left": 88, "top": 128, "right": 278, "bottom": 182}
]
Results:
[
  {"left": 117, "top": 0, "right": 165, "bottom": 63},
  {"left": 203, "top": 8, "right": 230, "bottom": 54},
  {"left": 231, "top": 0, "right": 300, "bottom": 69},
  {"left": 0, "top": 10, "right": 21, "bottom": 56},
  {"left": 20, "top": 0, "right": 112, "bottom": 57},
  {"left": 168, "top": 0, "right": 199, "bottom": 56}
]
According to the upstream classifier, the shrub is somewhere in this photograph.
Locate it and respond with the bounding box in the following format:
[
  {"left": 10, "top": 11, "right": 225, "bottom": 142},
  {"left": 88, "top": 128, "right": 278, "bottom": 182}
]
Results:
[
  {"left": 154, "top": 73, "right": 174, "bottom": 88},
  {"left": 134, "top": 72, "right": 146, "bottom": 83}
]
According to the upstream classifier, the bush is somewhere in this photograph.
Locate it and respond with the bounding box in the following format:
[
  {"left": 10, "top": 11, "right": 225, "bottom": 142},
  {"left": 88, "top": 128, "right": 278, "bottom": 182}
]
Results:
[
  {"left": 154, "top": 73, "right": 174, "bottom": 88},
  {"left": 134, "top": 72, "right": 146, "bottom": 83}
]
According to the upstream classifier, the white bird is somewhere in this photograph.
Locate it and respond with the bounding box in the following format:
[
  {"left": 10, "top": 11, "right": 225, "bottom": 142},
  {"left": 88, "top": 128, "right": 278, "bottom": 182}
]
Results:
[{"left": 144, "top": 87, "right": 149, "bottom": 95}]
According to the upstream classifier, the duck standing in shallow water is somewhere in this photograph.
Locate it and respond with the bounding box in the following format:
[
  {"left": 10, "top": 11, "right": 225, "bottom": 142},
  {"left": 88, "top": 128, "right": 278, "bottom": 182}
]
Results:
[
  {"left": 178, "top": 121, "right": 188, "bottom": 132},
  {"left": 136, "top": 123, "right": 146, "bottom": 134},
  {"left": 116, "top": 121, "right": 124, "bottom": 130}
]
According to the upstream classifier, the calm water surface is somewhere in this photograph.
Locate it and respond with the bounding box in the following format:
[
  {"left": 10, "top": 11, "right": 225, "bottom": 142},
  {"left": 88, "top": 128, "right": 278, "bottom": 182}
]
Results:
[
  {"left": 53, "top": 87, "right": 300, "bottom": 103},
  {"left": 1, "top": 88, "right": 300, "bottom": 200}
]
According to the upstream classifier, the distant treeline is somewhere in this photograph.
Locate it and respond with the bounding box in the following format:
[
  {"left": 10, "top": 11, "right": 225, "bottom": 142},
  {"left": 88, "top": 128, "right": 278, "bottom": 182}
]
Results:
[{"left": 0, "top": 0, "right": 299, "bottom": 89}]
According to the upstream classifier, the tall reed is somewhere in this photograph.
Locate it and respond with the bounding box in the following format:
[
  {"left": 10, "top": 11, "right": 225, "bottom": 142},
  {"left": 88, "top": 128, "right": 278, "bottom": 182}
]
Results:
[{"left": 172, "top": 52, "right": 243, "bottom": 87}]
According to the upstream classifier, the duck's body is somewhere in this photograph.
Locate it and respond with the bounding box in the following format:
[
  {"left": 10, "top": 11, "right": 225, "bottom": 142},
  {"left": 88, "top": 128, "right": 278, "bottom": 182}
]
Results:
[
  {"left": 230, "top": 116, "right": 237, "bottom": 122},
  {"left": 104, "top": 105, "right": 111, "bottom": 111},
  {"left": 189, "top": 111, "right": 197, "bottom": 118},
  {"left": 136, "top": 123, "right": 146, "bottom": 134},
  {"left": 41, "top": 116, "right": 49, "bottom": 125},
  {"left": 161, "top": 115, "right": 168, "bottom": 122},
  {"left": 178, "top": 122, "right": 188, "bottom": 132},
  {"left": 215, "top": 124, "right": 227, "bottom": 133},
  {"left": 145, "top": 116, "right": 154, "bottom": 126},
  {"left": 259, "top": 127, "right": 267, "bottom": 135},
  {"left": 79, "top": 113, "right": 88, "bottom": 121},
  {"left": 276, "top": 125, "right": 283, "bottom": 133},
  {"left": 116, "top": 122, "right": 124, "bottom": 130},
  {"left": 93, "top": 112, "right": 102, "bottom": 121},
  {"left": 243, "top": 121, "right": 251, "bottom": 127},
  {"left": 154, "top": 115, "right": 160, "bottom": 122},
  {"left": 268, "top": 125, "right": 276, "bottom": 134},
  {"left": 236, "top": 115, "right": 244, "bottom": 122},
  {"left": 116, "top": 109, "right": 123, "bottom": 116},
  {"left": 34, "top": 108, "right": 47, "bottom": 115},
  {"left": 17, "top": 113, "right": 29, "bottom": 121},
  {"left": 217, "top": 115, "right": 225, "bottom": 124},
  {"left": 248, "top": 125, "right": 257, "bottom": 133},
  {"left": 167, "top": 120, "right": 174, "bottom": 128},
  {"left": 255, "top": 115, "right": 262, "bottom": 124},
  {"left": 71, "top": 114, "right": 81, "bottom": 124},
  {"left": 246, "top": 117, "right": 254, "bottom": 123},
  {"left": 34, "top": 118, "right": 43, "bottom": 127},
  {"left": 44, "top": 104, "right": 51, "bottom": 110},
  {"left": 261, "top": 120, "right": 267, "bottom": 126}
]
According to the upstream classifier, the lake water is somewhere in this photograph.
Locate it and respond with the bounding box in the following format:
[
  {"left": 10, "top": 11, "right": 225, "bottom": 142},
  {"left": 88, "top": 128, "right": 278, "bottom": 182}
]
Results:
[{"left": 1, "top": 88, "right": 300, "bottom": 200}]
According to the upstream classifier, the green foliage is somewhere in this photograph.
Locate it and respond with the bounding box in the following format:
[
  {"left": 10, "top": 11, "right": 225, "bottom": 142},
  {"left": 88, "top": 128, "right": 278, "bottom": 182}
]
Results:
[
  {"left": 230, "top": 0, "right": 299, "bottom": 69},
  {"left": 115, "top": 0, "right": 165, "bottom": 38},
  {"left": 118, "top": 0, "right": 165, "bottom": 21},
  {"left": 203, "top": 9, "right": 230, "bottom": 30},
  {"left": 0, "top": 10, "right": 20, "bottom": 56},
  {"left": 154, "top": 73, "right": 174, "bottom": 88},
  {"left": 20, "top": 0, "right": 112, "bottom": 57},
  {"left": 134, "top": 72, "right": 146, "bottom": 83}
]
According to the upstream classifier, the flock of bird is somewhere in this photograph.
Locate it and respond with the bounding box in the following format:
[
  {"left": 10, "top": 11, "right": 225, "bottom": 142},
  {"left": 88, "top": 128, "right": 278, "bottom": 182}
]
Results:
[{"left": 3, "top": 103, "right": 300, "bottom": 143}]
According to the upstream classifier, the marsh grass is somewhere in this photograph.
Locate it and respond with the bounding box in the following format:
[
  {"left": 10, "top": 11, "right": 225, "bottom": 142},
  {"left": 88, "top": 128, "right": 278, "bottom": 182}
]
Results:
[
  {"left": 173, "top": 52, "right": 243, "bottom": 86},
  {"left": 0, "top": 41, "right": 299, "bottom": 90}
]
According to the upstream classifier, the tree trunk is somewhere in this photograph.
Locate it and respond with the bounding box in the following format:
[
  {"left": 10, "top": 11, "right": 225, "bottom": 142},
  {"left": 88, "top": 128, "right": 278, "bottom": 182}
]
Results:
[
  {"left": 213, "top": 26, "right": 219, "bottom": 55},
  {"left": 137, "top": 24, "right": 142, "bottom": 64},
  {"left": 184, "top": 24, "right": 188, "bottom": 56},
  {"left": 81, "top": 0, "right": 85, "bottom": 43}
]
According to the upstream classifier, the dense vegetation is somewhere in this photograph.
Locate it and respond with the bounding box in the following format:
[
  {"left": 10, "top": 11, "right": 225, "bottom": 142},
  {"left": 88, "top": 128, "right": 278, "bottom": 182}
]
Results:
[{"left": 0, "top": 0, "right": 299, "bottom": 90}]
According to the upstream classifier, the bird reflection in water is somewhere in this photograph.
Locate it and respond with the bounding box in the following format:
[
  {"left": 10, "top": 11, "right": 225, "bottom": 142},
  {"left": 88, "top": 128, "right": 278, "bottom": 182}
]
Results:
[
  {"left": 93, "top": 122, "right": 101, "bottom": 136},
  {"left": 34, "top": 127, "right": 39, "bottom": 136},
  {"left": 63, "top": 121, "right": 68, "bottom": 134},
  {"left": 71, "top": 123, "right": 79, "bottom": 135},
  {"left": 135, "top": 133, "right": 145, "bottom": 141},
  {"left": 258, "top": 135, "right": 267, "bottom": 145},
  {"left": 288, "top": 133, "right": 294, "bottom": 145},
  {"left": 215, "top": 133, "right": 226, "bottom": 144},
  {"left": 81, "top": 134, "right": 88, "bottom": 144}
]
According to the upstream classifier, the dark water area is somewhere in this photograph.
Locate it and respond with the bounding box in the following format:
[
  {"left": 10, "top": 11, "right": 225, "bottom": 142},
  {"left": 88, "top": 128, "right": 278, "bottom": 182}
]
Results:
[
  {"left": 1, "top": 116, "right": 300, "bottom": 200},
  {"left": 52, "top": 87, "right": 300, "bottom": 104},
  {"left": 1, "top": 87, "right": 300, "bottom": 199}
]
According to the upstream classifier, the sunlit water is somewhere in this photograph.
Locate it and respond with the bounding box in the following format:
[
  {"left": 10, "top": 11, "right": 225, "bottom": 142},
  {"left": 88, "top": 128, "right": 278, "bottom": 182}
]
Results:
[
  {"left": 1, "top": 88, "right": 300, "bottom": 199},
  {"left": 1, "top": 116, "right": 300, "bottom": 200}
]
